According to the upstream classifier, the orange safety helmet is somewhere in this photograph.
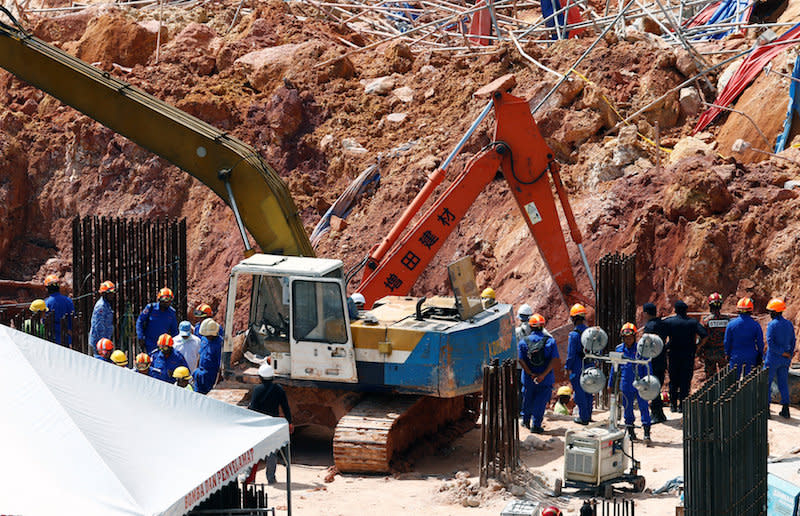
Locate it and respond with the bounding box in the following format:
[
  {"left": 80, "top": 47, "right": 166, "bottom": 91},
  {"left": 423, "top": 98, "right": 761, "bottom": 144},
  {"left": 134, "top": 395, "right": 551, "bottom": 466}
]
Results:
[
  {"left": 570, "top": 304, "right": 587, "bottom": 317},
  {"left": 737, "top": 297, "right": 754, "bottom": 313},
  {"left": 96, "top": 338, "right": 114, "bottom": 353},
  {"left": 530, "top": 313, "right": 546, "bottom": 328},
  {"left": 157, "top": 333, "right": 174, "bottom": 348},
  {"left": 767, "top": 298, "right": 786, "bottom": 313},
  {"left": 135, "top": 352, "right": 152, "bottom": 371},
  {"left": 44, "top": 274, "right": 59, "bottom": 287},
  {"left": 157, "top": 287, "right": 174, "bottom": 302},
  {"left": 620, "top": 322, "right": 637, "bottom": 336},
  {"left": 194, "top": 303, "right": 213, "bottom": 318},
  {"left": 98, "top": 280, "right": 116, "bottom": 294}
]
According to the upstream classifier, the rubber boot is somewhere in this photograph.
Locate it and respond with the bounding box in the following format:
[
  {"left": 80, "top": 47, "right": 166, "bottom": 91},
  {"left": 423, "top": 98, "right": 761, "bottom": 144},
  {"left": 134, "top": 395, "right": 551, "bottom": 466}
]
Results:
[
  {"left": 670, "top": 401, "right": 678, "bottom": 413},
  {"left": 651, "top": 406, "right": 666, "bottom": 424},
  {"left": 627, "top": 425, "right": 638, "bottom": 442},
  {"left": 643, "top": 425, "right": 651, "bottom": 443},
  {"left": 780, "top": 404, "right": 791, "bottom": 419}
]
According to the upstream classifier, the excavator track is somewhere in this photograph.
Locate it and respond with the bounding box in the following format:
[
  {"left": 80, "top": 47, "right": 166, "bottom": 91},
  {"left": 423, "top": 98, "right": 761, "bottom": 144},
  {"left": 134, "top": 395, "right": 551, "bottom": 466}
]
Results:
[{"left": 333, "top": 394, "right": 478, "bottom": 473}]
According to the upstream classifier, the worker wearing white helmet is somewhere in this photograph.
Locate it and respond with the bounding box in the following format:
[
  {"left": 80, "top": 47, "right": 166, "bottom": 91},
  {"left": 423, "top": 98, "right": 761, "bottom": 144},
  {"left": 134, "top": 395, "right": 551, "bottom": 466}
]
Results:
[
  {"left": 347, "top": 292, "right": 366, "bottom": 320},
  {"left": 248, "top": 361, "right": 293, "bottom": 484},
  {"left": 516, "top": 304, "right": 534, "bottom": 341}
]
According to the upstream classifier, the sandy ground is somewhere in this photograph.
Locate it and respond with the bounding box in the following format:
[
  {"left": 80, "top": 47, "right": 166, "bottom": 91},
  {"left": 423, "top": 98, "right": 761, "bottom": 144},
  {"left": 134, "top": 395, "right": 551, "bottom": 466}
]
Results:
[{"left": 245, "top": 404, "right": 800, "bottom": 515}]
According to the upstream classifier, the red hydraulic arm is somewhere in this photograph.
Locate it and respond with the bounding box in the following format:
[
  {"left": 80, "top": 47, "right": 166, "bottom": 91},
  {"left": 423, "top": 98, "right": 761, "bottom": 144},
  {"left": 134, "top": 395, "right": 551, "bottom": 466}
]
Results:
[{"left": 357, "top": 75, "right": 592, "bottom": 308}]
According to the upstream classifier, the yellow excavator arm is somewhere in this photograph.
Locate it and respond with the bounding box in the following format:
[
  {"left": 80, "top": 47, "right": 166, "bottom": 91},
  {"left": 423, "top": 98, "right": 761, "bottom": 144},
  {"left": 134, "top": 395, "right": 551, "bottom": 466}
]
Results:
[{"left": 0, "top": 9, "right": 314, "bottom": 257}]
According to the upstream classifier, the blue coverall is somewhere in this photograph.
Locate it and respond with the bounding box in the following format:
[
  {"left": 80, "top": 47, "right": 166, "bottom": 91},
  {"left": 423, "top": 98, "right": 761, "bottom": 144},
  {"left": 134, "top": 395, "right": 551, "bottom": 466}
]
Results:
[
  {"left": 136, "top": 303, "right": 179, "bottom": 354},
  {"left": 193, "top": 334, "right": 223, "bottom": 394},
  {"left": 609, "top": 343, "right": 652, "bottom": 427},
  {"left": 150, "top": 348, "right": 189, "bottom": 384},
  {"left": 565, "top": 322, "right": 592, "bottom": 422},
  {"left": 766, "top": 315, "right": 796, "bottom": 405},
  {"left": 89, "top": 297, "right": 114, "bottom": 353},
  {"left": 519, "top": 332, "right": 559, "bottom": 428},
  {"left": 45, "top": 292, "right": 74, "bottom": 347},
  {"left": 95, "top": 354, "right": 112, "bottom": 363},
  {"left": 540, "top": 0, "right": 566, "bottom": 39},
  {"left": 724, "top": 313, "right": 764, "bottom": 376}
]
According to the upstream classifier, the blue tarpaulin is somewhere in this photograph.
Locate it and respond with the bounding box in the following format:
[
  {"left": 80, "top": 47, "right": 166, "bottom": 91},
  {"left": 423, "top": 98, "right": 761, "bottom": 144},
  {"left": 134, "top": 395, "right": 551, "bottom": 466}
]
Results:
[
  {"left": 775, "top": 55, "right": 800, "bottom": 153},
  {"left": 687, "top": 0, "right": 752, "bottom": 41}
]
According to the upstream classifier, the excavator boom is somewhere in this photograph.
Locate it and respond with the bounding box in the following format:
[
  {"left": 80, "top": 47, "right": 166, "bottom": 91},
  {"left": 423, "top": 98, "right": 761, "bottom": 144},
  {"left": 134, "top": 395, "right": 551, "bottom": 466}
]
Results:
[{"left": 0, "top": 10, "right": 313, "bottom": 257}]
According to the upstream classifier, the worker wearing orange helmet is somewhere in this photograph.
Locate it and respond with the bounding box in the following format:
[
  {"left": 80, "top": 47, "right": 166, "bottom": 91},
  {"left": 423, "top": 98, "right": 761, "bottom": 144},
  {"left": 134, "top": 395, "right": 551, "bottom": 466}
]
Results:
[
  {"left": 193, "top": 302, "right": 224, "bottom": 338},
  {"left": 134, "top": 352, "right": 154, "bottom": 376},
  {"left": 565, "top": 303, "right": 593, "bottom": 425},
  {"left": 765, "top": 298, "right": 795, "bottom": 419},
  {"left": 89, "top": 280, "right": 116, "bottom": 355},
  {"left": 95, "top": 338, "right": 114, "bottom": 362},
  {"left": 150, "top": 333, "right": 189, "bottom": 384},
  {"left": 663, "top": 300, "right": 707, "bottom": 413},
  {"left": 518, "top": 313, "right": 560, "bottom": 434},
  {"left": 43, "top": 274, "right": 74, "bottom": 347},
  {"left": 699, "top": 292, "right": 731, "bottom": 379},
  {"left": 609, "top": 323, "right": 652, "bottom": 442},
  {"left": 724, "top": 297, "right": 764, "bottom": 377},
  {"left": 136, "top": 287, "right": 179, "bottom": 354}
]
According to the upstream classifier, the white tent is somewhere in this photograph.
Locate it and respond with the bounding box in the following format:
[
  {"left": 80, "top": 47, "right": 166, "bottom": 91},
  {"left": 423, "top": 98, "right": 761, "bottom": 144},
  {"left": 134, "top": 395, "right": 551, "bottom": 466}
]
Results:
[{"left": 0, "top": 325, "right": 289, "bottom": 516}]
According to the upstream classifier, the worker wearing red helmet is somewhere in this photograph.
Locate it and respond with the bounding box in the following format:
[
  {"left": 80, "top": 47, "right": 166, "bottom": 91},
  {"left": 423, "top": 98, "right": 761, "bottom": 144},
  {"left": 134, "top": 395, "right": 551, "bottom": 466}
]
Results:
[
  {"left": 150, "top": 333, "right": 189, "bottom": 384},
  {"left": 699, "top": 292, "right": 731, "bottom": 378},
  {"left": 609, "top": 323, "right": 652, "bottom": 442},
  {"left": 724, "top": 297, "right": 764, "bottom": 377},
  {"left": 43, "top": 274, "right": 74, "bottom": 347},
  {"left": 565, "top": 303, "right": 593, "bottom": 425},
  {"left": 136, "top": 287, "right": 179, "bottom": 354},
  {"left": 89, "top": 280, "right": 116, "bottom": 355},
  {"left": 663, "top": 300, "right": 707, "bottom": 413},
  {"left": 518, "top": 313, "right": 560, "bottom": 434},
  {"left": 765, "top": 298, "right": 795, "bottom": 419}
]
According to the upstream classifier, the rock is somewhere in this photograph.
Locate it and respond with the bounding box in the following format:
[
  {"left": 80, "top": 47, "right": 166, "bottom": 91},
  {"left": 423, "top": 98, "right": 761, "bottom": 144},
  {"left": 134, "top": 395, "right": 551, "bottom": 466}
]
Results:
[
  {"left": 424, "top": 87, "right": 436, "bottom": 99},
  {"left": 330, "top": 215, "right": 348, "bottom": 232},
  {"left": 320, "top": 134, "right": 335, "bottom": 151},
  {"left": 455, "top": 470, "right": 471, "bottom": 480},
  {"left": 393, "top": 86, "right": 414, "bottom": 103},
  {"left": 235, "top": 42, "right": 317, "bottom": 93},
  {"left": 663, "top": 157, "right": 733, "bottom": 222},
  {"left": 264, "top": 87, "right": 304, "bottom": 141},
  {"left": 330, "top": 56, "right": 356, "bottom": 79},
  {"left": 74, "top": 13, "right": 162, "bottom": 67},
  {"left": 717, "top": 59, "right": 742, "bottom": 92},
  {"left": 679, "top": 87, "right": 702, "bottom": 117},
  {"left": 466, "top": 495, "right": 481, "bottom": 507},
  {"left": 675, "top": 49, "right": 698, "bottom": 77},
  {"left": 365, "top": 76, "right": 396, "bottom": 95},
  {"left": 20, "top": 99, "right": 38, "bottom": 116},
  {"left": 521, "top": 434, "right": 555, "bottom": 450},
  {"left": 418, "top": 154, "right": 438, "bottom": 171},
  {"left": 669, "top": 136, "right": 714, "bottom": 164},
  {"left": 342, "top": 138, "right": 368, "bottom": 155},
  {"left": 387, "top": 112, "right": 407, "bottom": 123},
  {"left": 509, "top": 484, "right": 525, "bottom": 496},
  {"left": 384, "top": 42, "right": 414, "bottom": 73}
]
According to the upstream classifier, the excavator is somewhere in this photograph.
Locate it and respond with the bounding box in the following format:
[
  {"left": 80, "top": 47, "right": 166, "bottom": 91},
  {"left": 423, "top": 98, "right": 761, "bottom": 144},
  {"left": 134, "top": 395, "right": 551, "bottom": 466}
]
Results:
[{"left": 0, "top": 7, "right": 593, "bottom": 473}]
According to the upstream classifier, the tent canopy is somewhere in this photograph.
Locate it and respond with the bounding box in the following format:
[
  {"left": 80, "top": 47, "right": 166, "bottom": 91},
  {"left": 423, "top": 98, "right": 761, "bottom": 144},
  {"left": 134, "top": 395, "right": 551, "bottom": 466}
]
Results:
[{"left": 0, "top": 325, "right": 289, "bottom": 516}]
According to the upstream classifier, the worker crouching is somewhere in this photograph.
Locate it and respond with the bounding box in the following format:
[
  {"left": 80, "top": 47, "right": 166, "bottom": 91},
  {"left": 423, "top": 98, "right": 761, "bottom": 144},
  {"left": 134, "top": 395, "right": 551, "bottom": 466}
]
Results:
[
  {"left": 518, "top": 314, "right": 560, "bottom": 434},
  {"left": 610, "top": 323, "right": 651, "bottom": 442}
]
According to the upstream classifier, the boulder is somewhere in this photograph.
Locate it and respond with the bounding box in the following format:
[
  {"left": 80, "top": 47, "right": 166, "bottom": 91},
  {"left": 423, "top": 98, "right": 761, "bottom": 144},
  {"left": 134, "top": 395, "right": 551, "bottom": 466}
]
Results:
[
  {"left": 235, "top": 43, "right": 305, "bottom": 92},
  {"left": 679, "top": 87, "right": 702, "bottom": 117}
]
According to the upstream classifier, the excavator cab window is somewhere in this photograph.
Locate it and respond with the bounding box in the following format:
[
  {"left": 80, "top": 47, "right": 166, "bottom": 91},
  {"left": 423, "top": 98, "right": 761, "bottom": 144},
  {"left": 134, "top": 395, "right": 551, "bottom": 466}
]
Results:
[
  {"left": 291, "top": 280, "right": 348, "bottom": 344},
  {"left": 249, "top": 275, "right": 290, "bottom": 342}
]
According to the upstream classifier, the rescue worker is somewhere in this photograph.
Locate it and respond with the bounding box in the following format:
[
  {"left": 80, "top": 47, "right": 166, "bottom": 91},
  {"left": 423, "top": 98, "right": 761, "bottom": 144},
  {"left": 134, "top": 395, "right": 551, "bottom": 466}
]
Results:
[
  {"left": 642, "top": 302, "right": 669, "bottom": 423},
  {"left": 150, "top": 333, "right": 189, "bottom": 384},
  {"left": 173, "top": 320, "right": 201, "bottom": 370},
  {"left": 347, "top": 293, "right": 366, "bottom": 320},
  {"left": 135, "top": 352, "right": 153, "bottom": 376},
  {"left": 565, "top": 303, "right": 593, "bottom": 425},
  {"left": 515, "top": 304, "right": 534, "bottom": 341},
  {"left": 699, "top": 292, "right": 731, "bottom": 378},
  {"left": 518, "top": 313, "right": 560, "bottom": 434},
  {"left": 23, "top": 299, "right": 48, "bottom": 339},
  {"left": 172, "top": 366, "right": 195, "bottom": 391},
  {"left": 44, "top": 274, "right": 74, "bottom": 347},
  {"left": 248, "top": 362, "right": 293, "bottom": 484},
  {"left": 193, "top": 302, "right": 224, "bottom": 338},
  {"left": 765, "top": 298, "right": 795, "bottom": 419},
  {"left": 110, "top": 349, "right": 128, "bottom": 367},
  {"left": 136, "top": 288, "right": 179, "bottom": 354},
  {"left": 193, "top": 318, "right": 223, "bottom": 394},
  {"left": 89, "top": 281, "right": 115, "bottom": 355},
  {"left": 609, "top": 323, "right": 651, "bottom": 442},
  {"left": 724, "top": 297, "right": 764, "bottom": 377},
  {"left": 95, "top": 338, "right": 114, "bottom": 362},
  {"left": 481, "top": 287, "right": 497, "bottom": 309},
  {"left": 663, "top": 300, "right": 707, "bottom": 412},
  {"left": 554, "top": 385, "right": 572, "bottom": 415}
]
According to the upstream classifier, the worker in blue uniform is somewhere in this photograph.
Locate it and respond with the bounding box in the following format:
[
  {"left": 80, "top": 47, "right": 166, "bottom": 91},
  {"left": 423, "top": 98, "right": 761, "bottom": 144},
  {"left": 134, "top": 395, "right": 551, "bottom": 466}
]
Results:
[
  {"left": 519, "top": 313, "right": 560, "bottom": 434},
  {"left": 95, "top": 338, "right": 114, "bottom": 362},
  {"left": 193, "top": 302, "right": 225, "bottom": 338},
  {"left": 150, "top": 333, "right": 189, "bottom": 384},
  {"left": 44, "top": 274, "right": 74, "bottom": 347},
  {"left": 565, "top": 303, "right": 592, "bottom": 425},
  {"left": 765, "top": 298, "right": 795, "bottom": 419},
  {"left": 663, "top": 300, "right": 707, "bottom": 412},
  {"left": 609, "top": 323, "right": 652, "bottom": 442},
  {"left": 724, "top": 297, "right": 764, "bottom": 377},
  {"left": 136, "top": 287, "right": 179, "bottom": 354},
  {"left": 193, "top": 318, "right": 223, "bottom": 394}
]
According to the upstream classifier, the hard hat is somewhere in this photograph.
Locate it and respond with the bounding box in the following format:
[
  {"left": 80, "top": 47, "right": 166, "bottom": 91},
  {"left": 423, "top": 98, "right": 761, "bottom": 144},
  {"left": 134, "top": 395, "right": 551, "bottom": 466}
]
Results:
[
  {"left": 542, "top": 506, "right": 562, "bottom": 516},
  {"left": 708, "top": 292, "right": 723, "bottom": 305},
  {"left": 517, "top": 304, "right": 533, "bottom": 319},
  {"left": 157, "top": 334, "right": 174, "bottom": 348},
  {"left": 173, "top": 366, "right": 192, "bottom": 380},
  {"left": 351, "top": 293, "right": 366, "bottom": 306},
  {"left": 633, "top": 374, "right": 662, "bottom": 401},
  {"left": 570, "top": 304, "right": 587, "bottom": 317},
  {"left": 580, "top": 367, "right": 606, "bottom": 394},
  {"left": 481, "top": 287, "right": 496, "bottom": 300},
  {"left": 158, "top": 287, "right": 174, "bottom": 302},
  {"left": 767, "top": 298, "right": 786, "bottom": 312},
  {"left": 661, "top": 391, "right": 670, "bottom": 404},
  {"left": 44, "top": 274, "right": 59, "bottom": 287},
  {"left": 199, "top": 318, "right": 220, "bottom": 337},
  {"left": 530, "top": 313, "right": 545, "bottom": 328},
  {"left": 110, "top": 350, "right": 128, "bottom": 366},
  {"left": 135, "top": 352, "right": 152, "bottom": 371},
  {"left": 29, "top": 299, "right": 48, "bottom": 312},
  {"left": 179, "top": 320, "right": 193, "bottom": 337},
  {"left": 96, "top": 338, "right": 114, "bottom": 353},
  {"left": 737, "top": 297, "right": 754, "bottom": 312},
  {"left": 620, "top": 322, "right": 637, "bottom": 336},
  {"left": 556, "top": 385, "right": 573, "bottom": 397},
  {"left": 98, "top": 280, "right": 116, "bottom": 293},
  {"left": 194, "top": 303, "right": 213, "bottom": 318},
  {"left": 581, "top": 326, "right": 608, "bottom": 354},
  {"left": 637, "top": 333, "right": 664, "bottom": 359},
  {"left": 258, "top": 362, "right": 275, "bottom": 379}
]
